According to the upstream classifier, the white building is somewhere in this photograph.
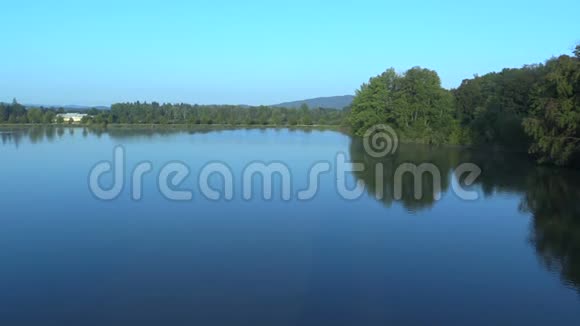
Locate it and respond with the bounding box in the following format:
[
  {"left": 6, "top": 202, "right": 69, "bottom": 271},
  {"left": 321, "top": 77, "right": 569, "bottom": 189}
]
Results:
[{"left": 56, "top": 113, "right": 88, "bottom": 123}]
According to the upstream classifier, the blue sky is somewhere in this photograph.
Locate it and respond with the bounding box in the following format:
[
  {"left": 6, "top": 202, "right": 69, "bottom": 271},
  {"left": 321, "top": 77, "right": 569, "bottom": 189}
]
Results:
[{"left": 1, "top": 0, "right": 579, "bottom": 106}]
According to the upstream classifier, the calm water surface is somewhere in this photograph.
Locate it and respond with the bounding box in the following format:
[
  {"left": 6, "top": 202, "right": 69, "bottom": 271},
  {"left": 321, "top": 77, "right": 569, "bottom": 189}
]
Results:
[{"left": 1, "top": 126, "right": 579, "bottom": 325}]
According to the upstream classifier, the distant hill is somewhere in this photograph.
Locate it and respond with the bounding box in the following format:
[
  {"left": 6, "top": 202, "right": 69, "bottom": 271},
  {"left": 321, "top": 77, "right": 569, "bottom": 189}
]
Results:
[
  {"left": 62, "top": 105, "right": 110, "bottom": 111},
  {"left": 272, "top": 95, "right": 354, "bottom": 110},
  {"left": 16, "top": 96, "right": 355, "bottom": 111},
  {"left": 23, "top": 104, "right": 110, "bottom": 111}
]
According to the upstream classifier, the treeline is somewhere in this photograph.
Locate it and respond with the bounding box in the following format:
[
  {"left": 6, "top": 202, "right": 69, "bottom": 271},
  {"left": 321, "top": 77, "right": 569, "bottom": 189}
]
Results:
[
  {"left": 1, "top": 101, "right": 346, "bottom": 127},
  {"left": 0, "top": 100, "right": 60, "bottom": 124},
  {"left": 104, "top": 103, "right": 345, "bottom": 126},
  {"left": 348, "top": 45, "right": 580, "bottom": 166}
]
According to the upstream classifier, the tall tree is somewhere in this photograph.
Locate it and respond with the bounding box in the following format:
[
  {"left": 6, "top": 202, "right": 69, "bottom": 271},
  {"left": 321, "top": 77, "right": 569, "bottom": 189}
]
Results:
[
  {"left": 349, "top": 67, "right": 455, "bottom": 143},
  {"left": 523, "top": 46, "right": 580, "bottom": 165},
  {"left": 348, "top": 68, "right": 398, "bottom": 135}
]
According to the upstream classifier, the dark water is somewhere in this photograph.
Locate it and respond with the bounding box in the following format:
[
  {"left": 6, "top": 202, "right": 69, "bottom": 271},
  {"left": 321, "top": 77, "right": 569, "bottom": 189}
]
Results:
[{"left": 1, "top": 126, "right": 579, "bottom": 325}]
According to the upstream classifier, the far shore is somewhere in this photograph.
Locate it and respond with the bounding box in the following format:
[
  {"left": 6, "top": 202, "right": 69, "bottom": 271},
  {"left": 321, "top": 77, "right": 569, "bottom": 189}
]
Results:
[{"left": 0, "top": 123, "right": 343, "bottom": 128}]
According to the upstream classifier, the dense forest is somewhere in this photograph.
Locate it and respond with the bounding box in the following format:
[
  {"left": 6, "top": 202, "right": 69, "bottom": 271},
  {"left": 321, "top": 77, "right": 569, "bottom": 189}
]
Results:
[{"left": 349, "top": 45, "right": 580, "bottom": 166}]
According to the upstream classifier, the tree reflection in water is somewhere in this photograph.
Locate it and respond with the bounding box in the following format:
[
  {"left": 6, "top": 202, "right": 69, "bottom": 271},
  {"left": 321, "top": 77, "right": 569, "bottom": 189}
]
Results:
[
  {"left": 350, "top": 136, "right": 580, "bottom": 293},
  {"left": 2, "top": 126, "right": 580, "bottom": 294},
  {"left": 349, "top": 138, "right": 457, "bottom": 212}
]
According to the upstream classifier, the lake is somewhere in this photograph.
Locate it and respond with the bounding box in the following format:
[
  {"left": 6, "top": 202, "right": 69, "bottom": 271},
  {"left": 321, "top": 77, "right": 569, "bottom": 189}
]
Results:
[{"left": 1, "top": 126, "right": 579, "bottom": 325}]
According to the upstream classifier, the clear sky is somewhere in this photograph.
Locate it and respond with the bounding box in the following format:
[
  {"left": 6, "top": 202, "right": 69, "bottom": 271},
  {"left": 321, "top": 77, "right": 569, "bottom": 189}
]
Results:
[{"left": 1, "top": 0, "right": 579, "bottom": 106}]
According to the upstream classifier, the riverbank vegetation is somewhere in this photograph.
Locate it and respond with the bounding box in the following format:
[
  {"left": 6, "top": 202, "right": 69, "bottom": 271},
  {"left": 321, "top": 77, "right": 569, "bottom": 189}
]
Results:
[
  {"left": 349, "top": 45, "right": 580, "bottom": 166},
  {"left": 0, "top": 101, "right": 345, "bottom": 127},
  {"left": 2, "top": 46, "right": 578, "bottom": 165},
  {"left": 107, "top": 103, "right": 344, "bottom": 126},
  {"left": 0, "top": 100, "right": 58, "bottom": 124}
]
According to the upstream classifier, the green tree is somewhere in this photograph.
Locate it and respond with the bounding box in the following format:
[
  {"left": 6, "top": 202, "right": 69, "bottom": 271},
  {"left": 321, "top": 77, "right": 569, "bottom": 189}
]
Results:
[
  {"left": 0, "top": 103, "right": 7, "bottom": 123},
  {"left": 348, "top": 67, "right": 455, "bottom": 143},
  {"left": 454, "top": 65, "right": 542, "bottom": 148},
  {"left": 395, "top": 67, "right": 455, "bottom": 143},
  {"left": 349, "top": 68, "right": 398, "bottom": 135},
  {"left": 299, "top": 104, "right": 312, "bottom": 125},
  {"left": 43, "top": 111, "right": 56, "bottom": 124},
  {"left": 27, "top": 108, "right": 44, "bottom": 124},
  {"left": 523, "top": 47, "right": 580, "bottom": 165}
]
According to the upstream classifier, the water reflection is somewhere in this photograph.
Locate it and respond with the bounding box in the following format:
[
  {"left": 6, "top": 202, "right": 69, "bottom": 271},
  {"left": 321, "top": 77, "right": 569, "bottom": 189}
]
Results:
[
  {"left": 0, "top": 125, "right": 217, "bottom": 145},
  {"left": 350, "top": 137, "right": 580, "bottom": 293},
  {"left": 522, "top": 169, "right": 580, "bottom": 290},
  {"left": 0, "top": 126, "right": 75, "bottom": 146},
  {"left": 2, "top": 126, "right": 580, "bottom": 294},
  {"left": 349, "top": 139, "right": 457, "bottom": 212},
  {"left": 0, "top": 125, "right": 339, "bottom": 146}
]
